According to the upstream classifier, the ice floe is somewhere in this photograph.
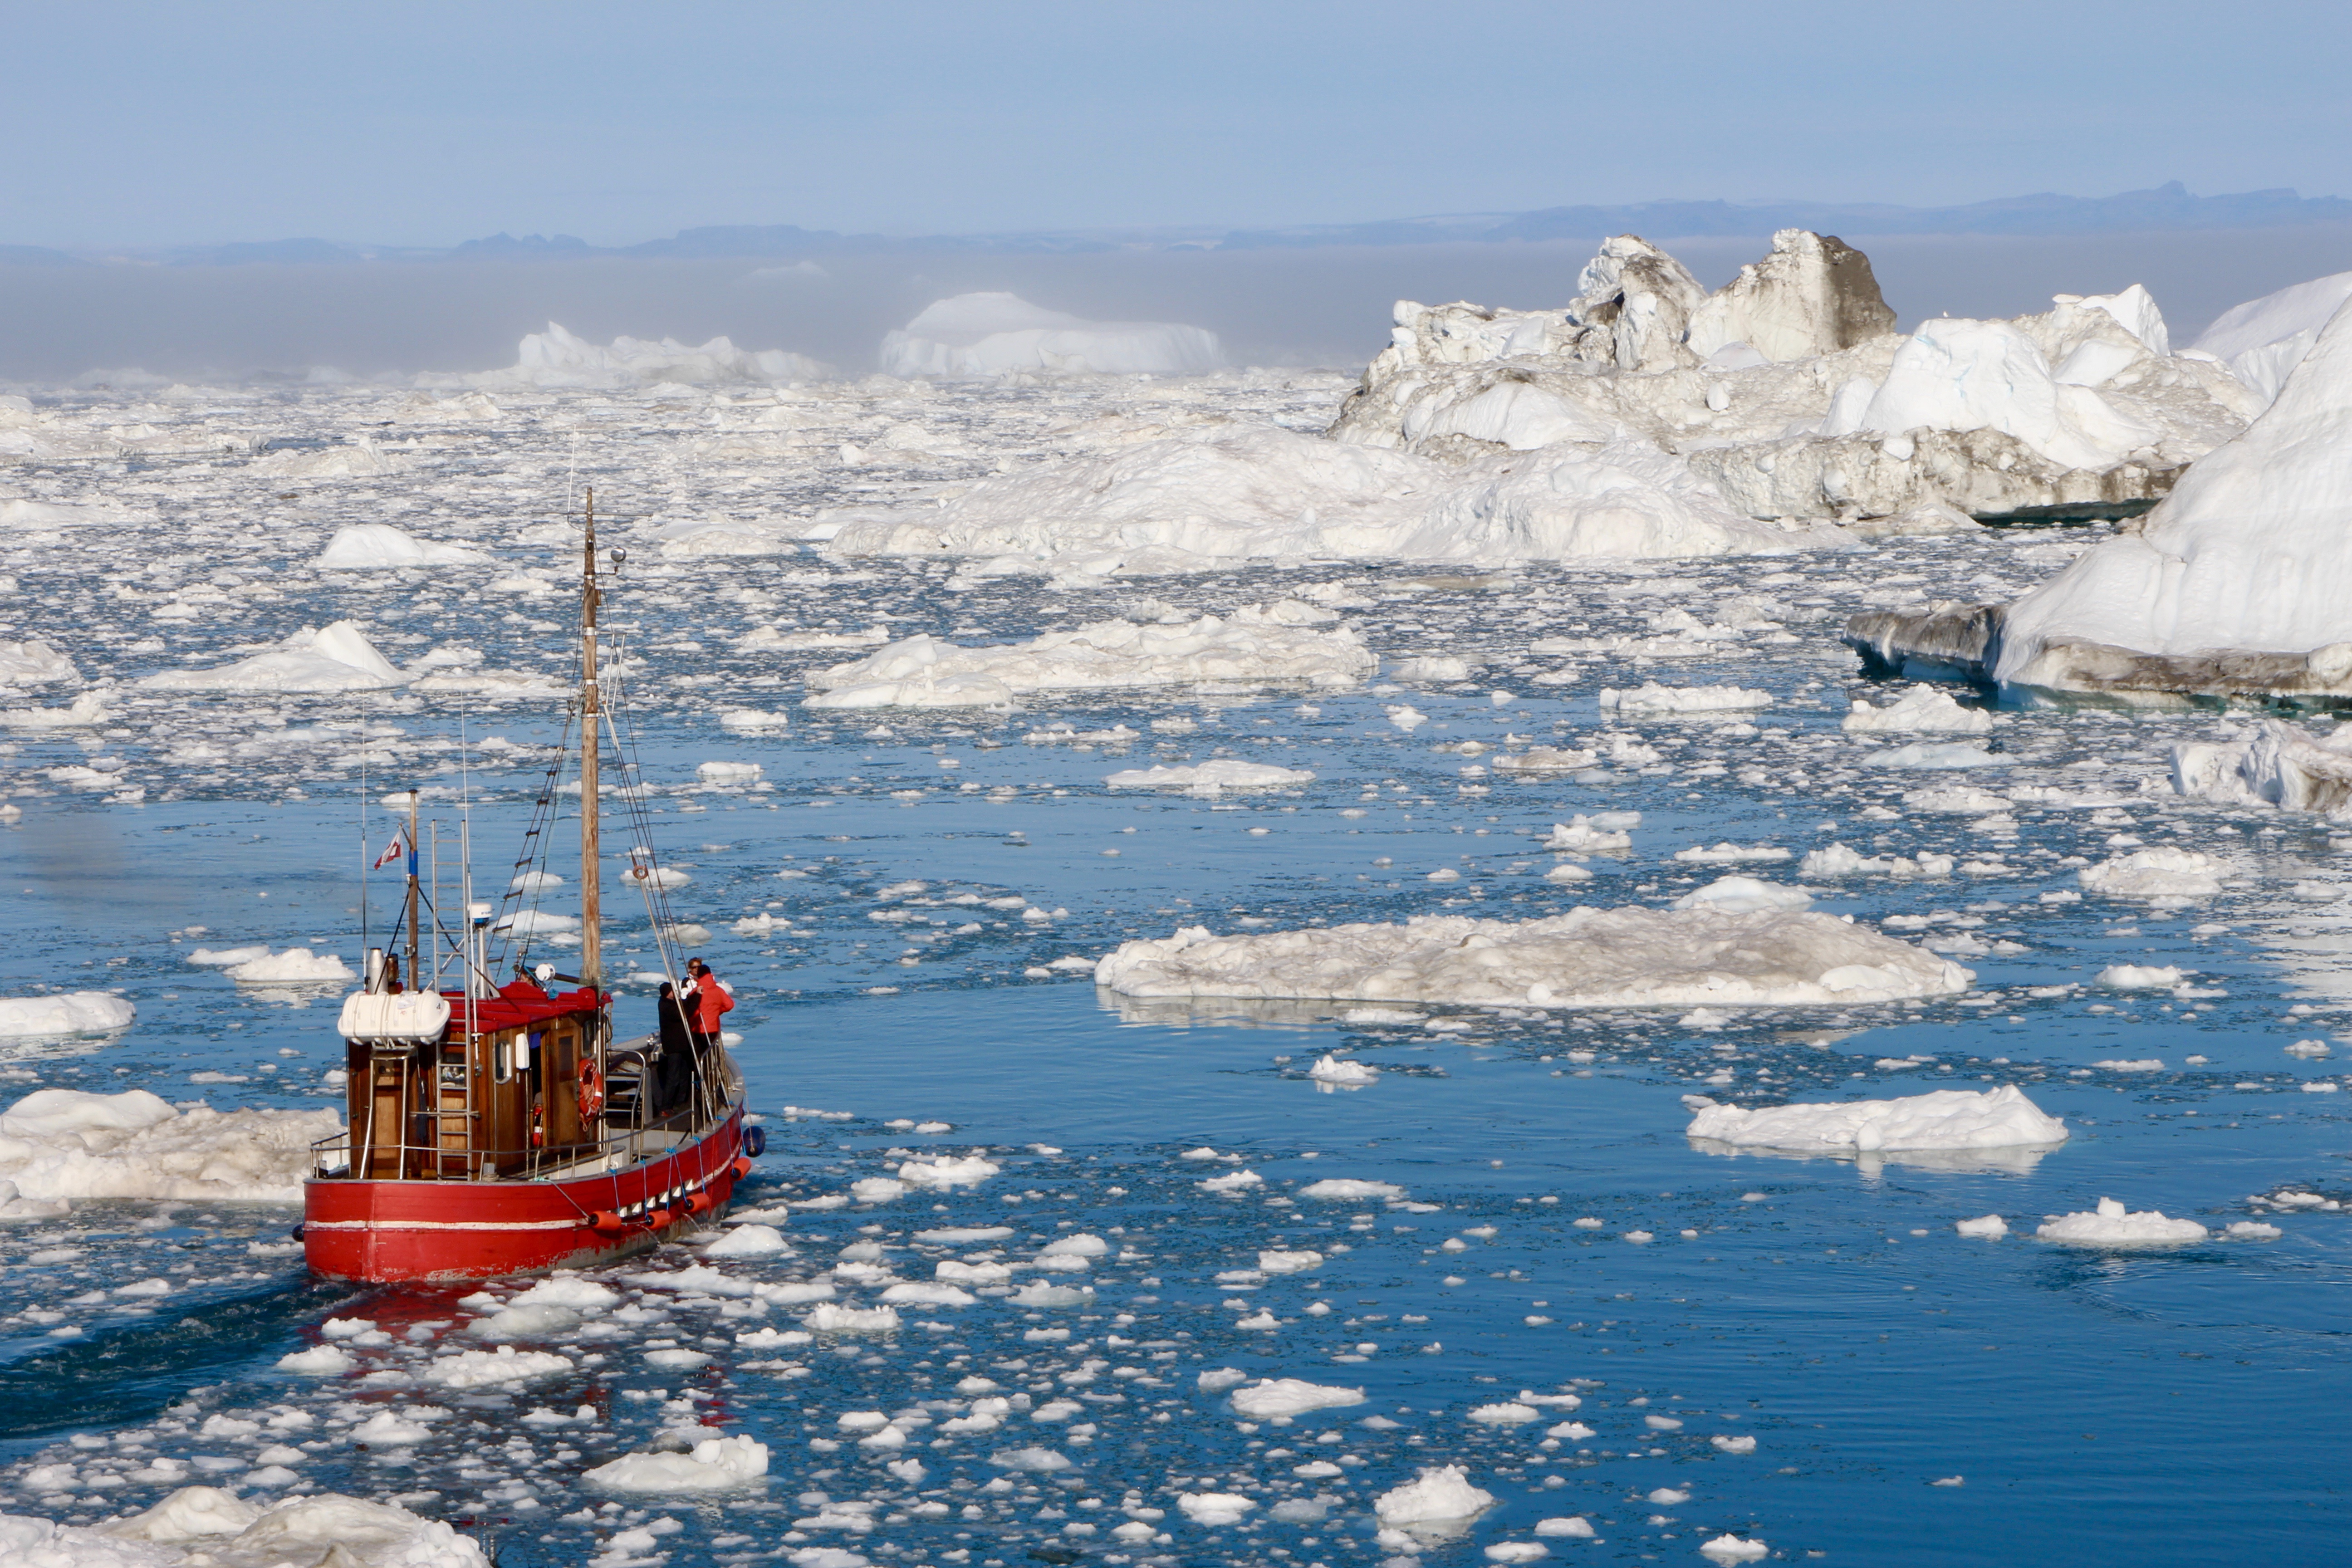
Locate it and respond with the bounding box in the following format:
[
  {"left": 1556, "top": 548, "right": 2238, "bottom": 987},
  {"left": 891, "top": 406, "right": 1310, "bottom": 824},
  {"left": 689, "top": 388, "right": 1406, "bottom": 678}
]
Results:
[
  {"left": 2035, "top": 1196, "right": 2208, "bottom": 1245},
  {"left": 1685, "top": 1086, "right": 2066, "bottom": 1155},
  {"left": 0, "top": 1088, "right": 339, "bottom": 1202},
  {"left": 1097, "top": 906, "right": 1968, "bottom": 1010},
  {"left": 0, "top": 1486, "right": 490, "bottom": 1566},
  {"left": 0, "top": 991, "right": 133, "bottom": 1036},
  {"left": 584, "top": 1432, "right": 770, "bottom": 1492}
]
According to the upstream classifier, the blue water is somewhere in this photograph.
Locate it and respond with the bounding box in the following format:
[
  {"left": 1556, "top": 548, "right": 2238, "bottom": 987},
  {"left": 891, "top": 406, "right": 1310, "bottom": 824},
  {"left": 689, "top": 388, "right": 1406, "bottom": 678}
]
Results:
[{"left": 0, "top": 431, "right": 2348, "bottom": 1565}]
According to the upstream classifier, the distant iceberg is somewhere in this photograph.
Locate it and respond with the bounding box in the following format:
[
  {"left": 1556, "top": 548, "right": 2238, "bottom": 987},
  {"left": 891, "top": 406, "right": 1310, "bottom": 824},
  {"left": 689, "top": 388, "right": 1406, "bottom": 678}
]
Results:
[
  {"left": 426, "top": 322, "right": 831, "bottom": 390},
  {"left": 881, "top": 293, "right": 1223, "bottom": 378}
]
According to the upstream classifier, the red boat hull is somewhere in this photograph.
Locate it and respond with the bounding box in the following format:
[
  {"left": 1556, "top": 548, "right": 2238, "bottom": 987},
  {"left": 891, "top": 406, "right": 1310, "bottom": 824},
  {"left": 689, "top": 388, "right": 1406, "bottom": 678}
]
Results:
[{"left": 303, "top": 1111, "right": 748, "bottom": 1283}]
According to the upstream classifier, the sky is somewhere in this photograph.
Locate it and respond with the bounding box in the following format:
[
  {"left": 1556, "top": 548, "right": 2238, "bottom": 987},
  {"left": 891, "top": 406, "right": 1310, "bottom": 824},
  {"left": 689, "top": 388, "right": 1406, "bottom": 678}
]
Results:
[{"left": 5, "top": 0, "right": 2351, "bottom": 248}]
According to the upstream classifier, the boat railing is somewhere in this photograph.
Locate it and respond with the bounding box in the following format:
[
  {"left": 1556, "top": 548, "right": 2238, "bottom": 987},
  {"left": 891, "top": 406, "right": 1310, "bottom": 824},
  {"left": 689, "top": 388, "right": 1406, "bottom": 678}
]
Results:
[{"left": 308, "top": 1087, "right": 742, "bottom": 1183}]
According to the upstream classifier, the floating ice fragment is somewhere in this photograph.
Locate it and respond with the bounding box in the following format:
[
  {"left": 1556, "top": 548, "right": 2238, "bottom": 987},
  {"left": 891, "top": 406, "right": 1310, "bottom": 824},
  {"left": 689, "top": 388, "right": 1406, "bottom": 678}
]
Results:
[
  {"left": 0, "top": 992, "right": 134, "bottom": 1036},
  {"left": 1468, "top": 1402, "right": 1541, "bottom": 1425},
  {"left": 1374, "top": 1465, "right": 1496, "bottom": 1526},
  {"left": 1230, "top": 1379, "right": 1366, "bottom": 1418},
  {"left": 1298, "top": 1178, "right": 1407, "bottom": 1200},
  {"left": 1700, "top": 1535, "right": 1770, "bottom": 1562},
  {"left": 585, "top": 1433, "right": 770, "bottom": 1492},
  {"left": 1954, "top": 1215, "right": 2009, "bottom": 1238},
  {"left": 1536, "top": 1515, "right": 1597, "bottom": 1537},
  {"left": 1711, "top": 1434, "right": 1759, "bottom": 1454},
  {"left": 2035, "top": 1197, "right": 2207, "bottom": 1246},
  {"left": 1178, "top": 1491, "right": 1257, "bottom": 1526},
  {"left": 2097, "top": 964, "right": 2184, "bottom": 989},
  {"left": 1687, "top": 1086, "right": 2066, "bottom": 1155}
]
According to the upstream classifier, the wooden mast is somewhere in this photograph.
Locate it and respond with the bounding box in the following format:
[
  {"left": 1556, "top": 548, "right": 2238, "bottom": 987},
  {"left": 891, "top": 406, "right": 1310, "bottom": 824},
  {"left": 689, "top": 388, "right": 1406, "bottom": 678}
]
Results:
[
  {"left": 402, "top": 792, "right": 420, "bottom": 992},
  {"left": 580, "top": 488, "right": 603, "bottom": 987}
]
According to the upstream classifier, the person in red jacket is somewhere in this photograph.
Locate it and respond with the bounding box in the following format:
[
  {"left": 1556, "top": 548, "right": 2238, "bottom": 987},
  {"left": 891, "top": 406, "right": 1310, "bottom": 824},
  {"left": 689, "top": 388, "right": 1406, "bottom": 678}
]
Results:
[{"left": 684, "top": 957, "right": 733, "bottom": 1049}]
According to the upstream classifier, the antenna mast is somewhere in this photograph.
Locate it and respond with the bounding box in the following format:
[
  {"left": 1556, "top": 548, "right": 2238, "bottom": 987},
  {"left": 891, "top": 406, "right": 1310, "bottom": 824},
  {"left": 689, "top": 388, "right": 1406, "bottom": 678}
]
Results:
[{"left": 580, "top": 488, "right": 603, "bottom": 987}]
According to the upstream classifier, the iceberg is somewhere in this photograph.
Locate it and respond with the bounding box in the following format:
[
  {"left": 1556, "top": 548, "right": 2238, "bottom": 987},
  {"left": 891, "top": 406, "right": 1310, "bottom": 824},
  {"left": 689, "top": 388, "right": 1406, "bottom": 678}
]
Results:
[
  {"left": 1094, "top": 906, "right": 1970, "bottom": 1009},
  {"left": 828, "top": 422, "right": 1846, "bottom": 574},
  {"left": 431, "top": 321, "right": 830, "bottom": 390},
  {"left": 139, "top": 620, "right": 405, "bottom": 694},
  {"left": 804, "top": 602, "right": 1371, "bottom": 707},
  {"left": 881, "top": 292, "right": 1223, "bottom": 378},
  {"left": 2035, "top": 1196, "right": 2208, "bottom": 1246},
  {"left": 317, "top": 523, "right": 489, "bottom": 569},
  {"left": 2192, "top": 270, "right": 2352, "bottom": 404},
  {"left": 2172, "top": 720, "right": 2352, "bottom": 817},
  {"left": 1861, "top": 289, "right": 2352, "bottom": 698}
]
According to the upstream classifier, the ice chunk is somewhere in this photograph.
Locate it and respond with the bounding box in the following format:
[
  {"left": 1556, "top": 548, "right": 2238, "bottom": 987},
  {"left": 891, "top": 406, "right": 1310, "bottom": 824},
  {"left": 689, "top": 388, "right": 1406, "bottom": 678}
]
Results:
[
  {"left": 2036, "top": 1197, "right": 2207, "bottom": 1246},
  {"left": 1955, "top": 1214, "right": 2009, "bottom": 1237},
  {"left": 140, "top": 621, "right": 405, "bottom": 694},
  {"left": 1863, "top": 741, "right": 2006, "bottom": 769},
  {"left": 1536, "top": 1515, "right": 1597, "bottom": 1537},
  {"left": 316, "top": 523, "right": 488, "bottom": 569},
  {"left": 1298, "top": 1178, "right": 1407, "bottom": 1200},
  {"left": 1098, "top": 907, "right": 1967, "bottom": 1009},
  {"left": 1542, "top": 814, "right": 1637, "bottom": 853},
  {"left": 275, "top": 1344, "right": 353, "bottom": 1375},
  {"left": 1105, "top": 760, "right": 1317, "bottom": 792},
  {"left": 1467, "top": 1402, "right": 1541, "bottom": 1424},
  {"left": 223, "top": 948, "right": 354, "bottom": 984},
  {"left": 0, "top": 638, "right": 77, "bottom": 688},
  {"left": 0, "top": 1088, "right": 339, "bottom": 1202},
  {"left": 706, "top": 1223, "right": 791, "bottom": 1258},
  {"left": 1687, "top": 1086, "right": 2066, "bottom": 1155},
  {"left": 883, "top": 292, "right": 1223, "bottom": 378},
  {"left": 805, "top": 1303, "right": 902, "bottom": 1333},
  {"left": 2171, "top": 720, "right": 2352, "bottom": 818},
  {"left": 1375, "top": 1465, "right": 1496, "bottom": 1526},
  {"left": 2078, "top": 848, "right": 2226, "bottom": 898},
  {"left": 897, "top": 1154, "right": 1000, "bottom": 1188},
  {"left": 1670, "top": 876, "right": 1812, "bottom": 914},
  {"left": 13, "top": 1485, "right": 491, "bottom": 1566},
  {"left": 2097, "top": 964, "right": 2184, "bottom": 989},
  {"left": 986, "top": 1445, "right": 1073, "bottom": 1473},
  {"left": 0, "top": 991, "right": 133, "bottom": 1036},
  {"left": 806, "top": 603, "right": 1368, "bottom": 709},
  {"left": 1700, "top": 1536, "right": 1771, "bottom": 1562},
  {"left": 419, "top": 1346, "right": 572, "bottom": 1387},
  {"left": 1230, "top": 1378, "right": 1365, "bottom": 1418},
  {"left": 584, "top": 1432, "right": 770, "bottom": 1492},
  {"left": 1307, "top": 1054, "right": 1379, "bottom": 1087},
  {"left": 1598, "top": 683, "right": 1771, "bottom": 715}
]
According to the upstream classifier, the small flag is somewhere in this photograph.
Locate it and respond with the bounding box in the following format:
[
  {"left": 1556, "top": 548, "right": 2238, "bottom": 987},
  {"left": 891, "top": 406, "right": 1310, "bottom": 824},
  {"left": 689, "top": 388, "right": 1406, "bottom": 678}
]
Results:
[{"left": 372, "top": 833, "right": 405, "bottom": 871}]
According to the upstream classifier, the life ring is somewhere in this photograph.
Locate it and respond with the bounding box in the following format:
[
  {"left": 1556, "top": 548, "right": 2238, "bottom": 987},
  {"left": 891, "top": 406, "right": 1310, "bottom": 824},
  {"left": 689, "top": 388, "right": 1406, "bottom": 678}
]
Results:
[
  {"left": 577, "top": 1059, "right": 606, "bottom": 1121},
  {"left": 529, "top": 1103, "right": 544, "bottom": 1148}
]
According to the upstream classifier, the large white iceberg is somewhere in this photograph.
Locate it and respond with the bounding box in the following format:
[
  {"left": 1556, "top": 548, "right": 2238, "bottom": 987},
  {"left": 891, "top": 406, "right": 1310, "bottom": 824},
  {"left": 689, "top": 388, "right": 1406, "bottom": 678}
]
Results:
[
  {"left": 431, "top": 321, "right": 830, "bottom": 390},
  {"left": 826, "top": 423, "right": 1842, "bottom": 574},
  {"left": 803, "top": 602, "right": 1372, "bottom": 707},
  {"left": 2192, "top": 269, "right": 2352, "bottom": 404},
  {"left": 0, "top": 1088, "right": 343, "bottom": 1203},
  {"left": 139, "top": 621, "right": 405, "bottom": 694},
  {"left": 1686, "top": 1086, "right": 2066, "bottom": 1154},
  {"left": 1985, "top": 289, "right": 2352, "bottom": 694},
  {"left": 881, "top": 292, "right": 1223, "bottom": 378},
  {"left": 1093, "top": 907, "right": 1971, "bottom": 1009}
]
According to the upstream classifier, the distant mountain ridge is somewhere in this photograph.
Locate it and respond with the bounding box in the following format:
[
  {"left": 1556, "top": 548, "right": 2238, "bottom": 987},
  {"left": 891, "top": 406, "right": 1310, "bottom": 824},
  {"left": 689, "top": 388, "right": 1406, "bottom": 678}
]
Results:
[{"left": 20, "top": 182, "right": 2352, "bottom": 266}]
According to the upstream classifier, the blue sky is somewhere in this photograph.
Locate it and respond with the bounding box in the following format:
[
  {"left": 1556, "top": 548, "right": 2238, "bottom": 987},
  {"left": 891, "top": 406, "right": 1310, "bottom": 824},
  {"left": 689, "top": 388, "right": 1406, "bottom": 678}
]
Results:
[{"left": 8, "top": 0, "right": 2347, "bottom": 247}]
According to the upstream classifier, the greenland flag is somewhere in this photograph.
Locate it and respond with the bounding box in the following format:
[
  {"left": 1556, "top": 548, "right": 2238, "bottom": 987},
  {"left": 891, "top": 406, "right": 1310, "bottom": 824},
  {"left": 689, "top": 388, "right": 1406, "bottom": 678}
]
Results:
[{"left": 372, "top": 833, "right": 406, "bottom": 871}]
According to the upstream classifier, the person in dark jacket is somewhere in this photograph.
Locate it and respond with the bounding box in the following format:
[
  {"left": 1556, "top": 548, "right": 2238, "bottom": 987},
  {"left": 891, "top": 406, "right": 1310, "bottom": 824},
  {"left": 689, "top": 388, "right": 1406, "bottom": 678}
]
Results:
[{"left": 652, "top": 981, "right": 695, "bottom": 1119}]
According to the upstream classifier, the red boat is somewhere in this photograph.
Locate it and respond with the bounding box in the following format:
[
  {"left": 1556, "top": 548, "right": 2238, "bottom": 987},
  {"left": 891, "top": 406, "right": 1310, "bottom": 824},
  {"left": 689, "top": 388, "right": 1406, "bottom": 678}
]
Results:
[{"left": 304, "top": 490, "right": 756, "bottom": 1283}]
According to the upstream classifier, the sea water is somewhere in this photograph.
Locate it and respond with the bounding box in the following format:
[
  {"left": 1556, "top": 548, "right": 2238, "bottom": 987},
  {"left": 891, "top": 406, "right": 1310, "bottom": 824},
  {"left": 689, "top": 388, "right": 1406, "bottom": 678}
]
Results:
[{"left": 0, "top": 380, "right": 2348, "bottom": 1566}]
